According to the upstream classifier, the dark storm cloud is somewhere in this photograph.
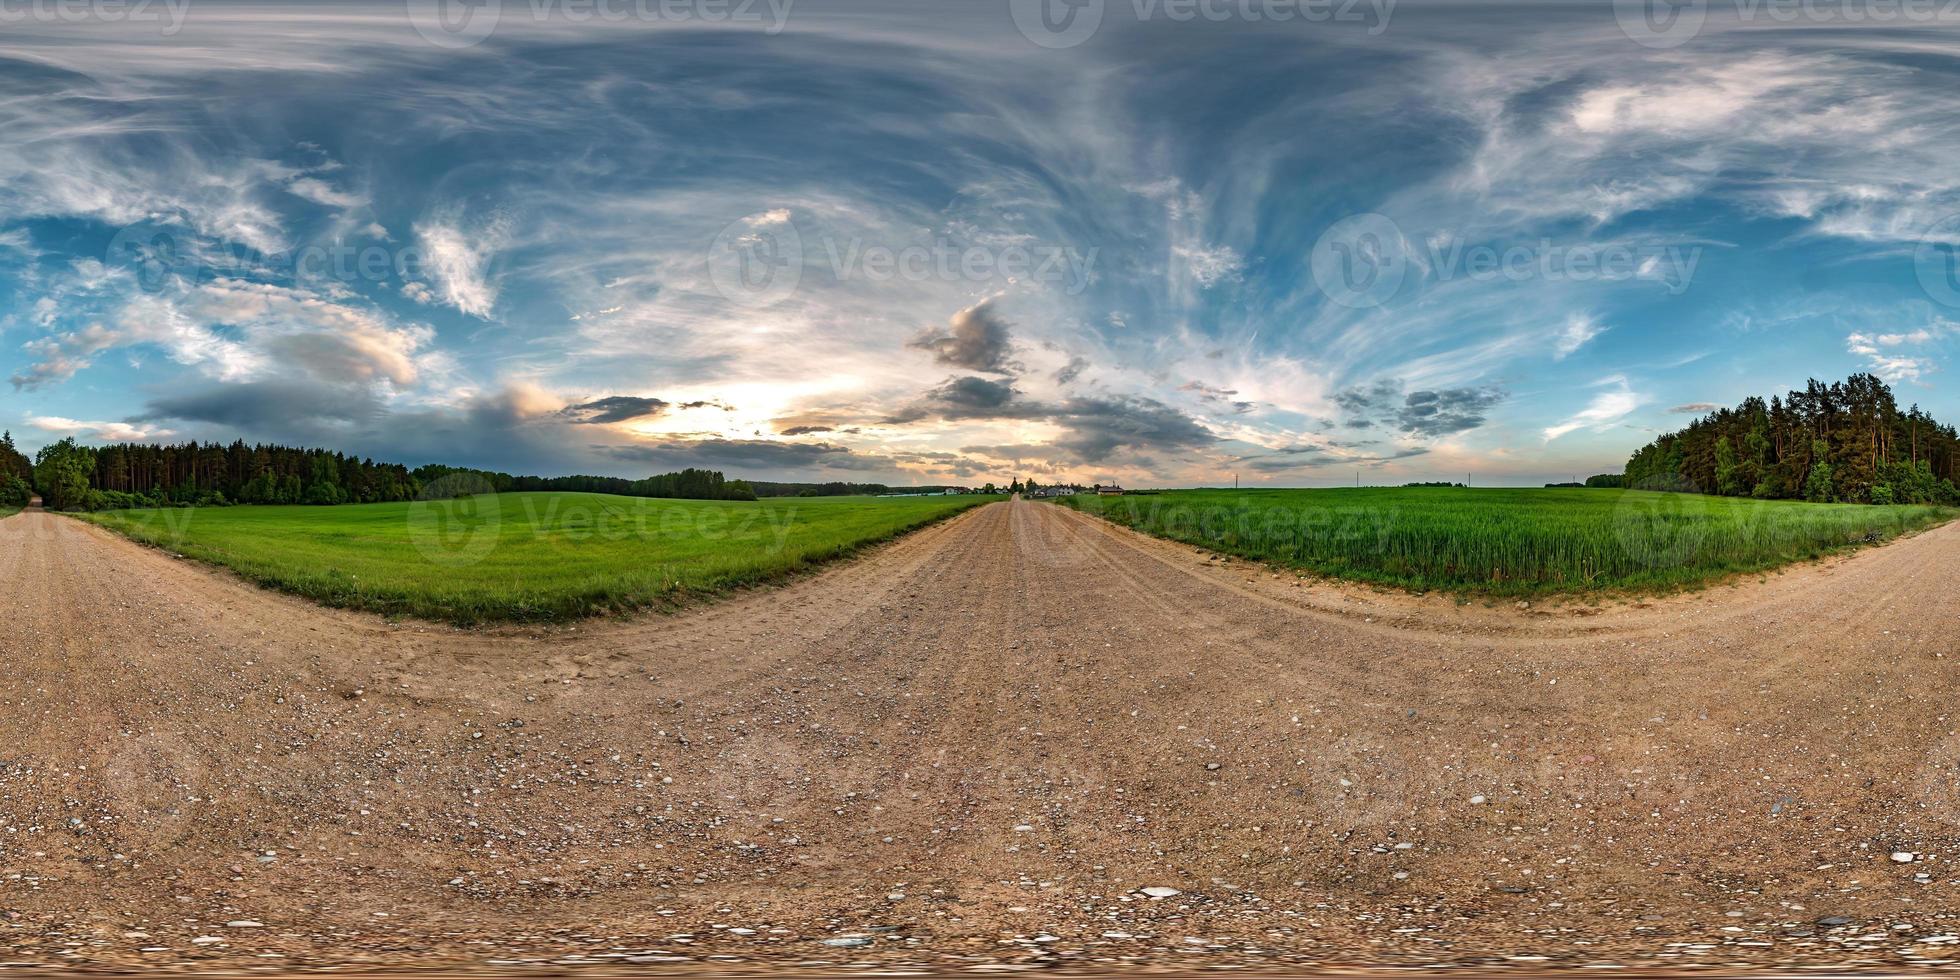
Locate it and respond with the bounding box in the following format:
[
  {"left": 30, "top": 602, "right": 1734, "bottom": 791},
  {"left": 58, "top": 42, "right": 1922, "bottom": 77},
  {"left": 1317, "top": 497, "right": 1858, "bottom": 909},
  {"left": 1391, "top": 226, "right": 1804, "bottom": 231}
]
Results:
[
  {"left": 602, "top": 438, "right": 886, "bottom": 473},
  {"left": 1336, "top": 380, "right": 1506, "bottom": 437},
  {"left": 1399, "top": 387, "right": 1505, "bottom": 436},
  {"left": 888, "top": 450, "right": 992, "bottom": 479},
  {"left": 1051, "top": 394, "right": 1216, "bottom": 462},
  {"left": 561, "top": 395, "right": 669, "bottom": 424},
  {"left": 907, "top": 299, "right": 1017, "bottom": 374},
  {"left": 1334, "top": 379, "right": 1401, "bottom": 417},
  {"left": 139, "top": 382, "right": 589, "bottom": 477},
  {"left": 1054, "top": 355, "right": 1089, "bottom": 386},
  {"left": 887, "top": 375, "right": 1038, "bottom": 423},
  {"left": 1179, "top": 380, "right": 1253, "bottom": 414},
  {"left": 892, "top": 376, "right": 1216, "bottom": 464},
  {"left": 139, "top": 381, "right": 381, "bottom": 429},
  {"left": 960, "top": 442, "right": 1080, "bottom": 466},
  {"left": 1238, "top": 445, "right": 1430, "bottom": 473},
  {"left": 778, "top": 424, "right": 835, "bottom": 436}
]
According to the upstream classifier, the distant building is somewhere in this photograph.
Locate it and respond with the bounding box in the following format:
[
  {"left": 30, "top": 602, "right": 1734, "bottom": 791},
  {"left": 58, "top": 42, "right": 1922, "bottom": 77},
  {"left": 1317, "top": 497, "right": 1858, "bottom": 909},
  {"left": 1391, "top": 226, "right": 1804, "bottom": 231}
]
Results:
[{"left": 1096, "top": 485, "right": 1125, "bottom": 496}]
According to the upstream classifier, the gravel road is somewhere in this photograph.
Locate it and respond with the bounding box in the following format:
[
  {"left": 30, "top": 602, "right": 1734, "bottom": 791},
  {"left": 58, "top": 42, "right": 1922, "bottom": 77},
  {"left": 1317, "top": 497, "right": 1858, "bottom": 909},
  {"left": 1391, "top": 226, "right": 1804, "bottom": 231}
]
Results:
[{"left": 3, "top": 498, "right": 1960, "bottom": 973}]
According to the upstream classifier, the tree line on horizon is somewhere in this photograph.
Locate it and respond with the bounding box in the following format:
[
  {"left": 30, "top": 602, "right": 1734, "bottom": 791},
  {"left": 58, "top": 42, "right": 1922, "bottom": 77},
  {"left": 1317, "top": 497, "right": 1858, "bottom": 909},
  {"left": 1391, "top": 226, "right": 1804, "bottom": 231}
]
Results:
[
  {"left": 12, "top": 374, "right": 1956, "bottom": 516},
  {"left": 22, "top": 438, "right": 761, "bottom": 512},
  {"left": 7, "top": 434, "right": 986, "bottom": 514},
  {"left": 0, "top": 431, "right": 32, "bottom": 508},
  {"left": 411, "top": 464, "right": 758, "bottom": 502},
  {"left": 1624, "top": 373, "right": 1960, "bottom": 505}
]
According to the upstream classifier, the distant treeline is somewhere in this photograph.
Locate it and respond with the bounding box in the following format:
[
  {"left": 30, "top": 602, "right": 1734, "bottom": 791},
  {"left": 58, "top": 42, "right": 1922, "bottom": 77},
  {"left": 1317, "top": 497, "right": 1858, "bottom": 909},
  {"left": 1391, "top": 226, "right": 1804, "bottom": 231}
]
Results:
[
  {"left": 1625, "top": 374, "right": 1960, "bottom": 505},
  {"left": 0, "top": 432, "right": 32, "bottom": 507},
  {"left": 750, "top": 480, "right": 902, "bottom": 497},
  {"left": 410, "top": 465, "right": 757, "bottom": 502},
  {"left": 24, "top": 438, "right": 759, "bottom": 512},
  {"left": 1544, "top": 475, "right": 1624, "bottom": 489},
  {"left": 747, "top": 481, "right": 991, "bottom": 497}
]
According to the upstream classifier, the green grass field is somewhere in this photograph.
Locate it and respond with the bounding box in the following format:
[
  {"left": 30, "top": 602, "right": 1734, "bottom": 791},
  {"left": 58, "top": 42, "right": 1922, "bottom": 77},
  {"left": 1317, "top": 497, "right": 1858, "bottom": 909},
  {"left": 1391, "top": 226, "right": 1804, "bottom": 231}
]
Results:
[
  {"left": 0, "top": 506, "right": 18, "bottom": 520},
  {"left": 82, "top": 492, "right": 997, "bottom": 623},
  {"left": 1055, "top": 487, "right": 1957, "bottom": 597}
]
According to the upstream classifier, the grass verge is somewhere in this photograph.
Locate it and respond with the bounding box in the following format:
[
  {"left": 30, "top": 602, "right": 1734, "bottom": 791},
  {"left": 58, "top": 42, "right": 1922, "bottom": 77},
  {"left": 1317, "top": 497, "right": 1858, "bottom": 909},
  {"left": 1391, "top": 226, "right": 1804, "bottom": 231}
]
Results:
[
  {"left": 80, "top": 491, "right": 999, "bottom": 623},
  {"left": 1053, "top": 487, "right": 1957, "bottom": 597}
]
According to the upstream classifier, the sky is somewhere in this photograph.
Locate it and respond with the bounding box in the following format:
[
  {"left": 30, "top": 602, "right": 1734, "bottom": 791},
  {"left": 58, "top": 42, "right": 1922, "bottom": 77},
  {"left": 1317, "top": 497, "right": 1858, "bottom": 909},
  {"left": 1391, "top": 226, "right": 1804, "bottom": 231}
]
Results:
[{"left": 2, "top": 0, "right": 1959, "bottom": 488}]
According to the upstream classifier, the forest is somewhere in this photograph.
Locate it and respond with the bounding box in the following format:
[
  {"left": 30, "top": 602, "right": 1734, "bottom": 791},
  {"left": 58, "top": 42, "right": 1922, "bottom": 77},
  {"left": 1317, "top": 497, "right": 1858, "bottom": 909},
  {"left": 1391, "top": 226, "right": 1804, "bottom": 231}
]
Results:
[
  {"left": 24, "top": 438, "right": 757, "bottom": 512},
  {"left": 1624, "top": 374, "right": 1960, "bottom": 505},
  {"left": 409, "top": 465, "right": 756, "bottom": 502},
  {"left": 1, "top": 431, "right": 32, "bottom": 507}
]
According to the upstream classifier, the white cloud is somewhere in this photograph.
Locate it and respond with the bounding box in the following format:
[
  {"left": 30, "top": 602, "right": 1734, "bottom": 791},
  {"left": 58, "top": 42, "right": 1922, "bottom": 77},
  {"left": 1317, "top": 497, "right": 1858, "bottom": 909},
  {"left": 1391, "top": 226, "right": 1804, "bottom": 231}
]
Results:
[
  {"left": 415, "top": 213, "right": 510, "bottom": 319},
  {"left": 186, "top": 279, "right": 432, "bottom": 386},
  {"left": 12, "top": 280, "right": 433, "bottom": 391},
  {"left": 286, "top": 176, "right": 368, "bottom": 211},
  {"left": 1552, "top": 313, "right": 1604, "bottom": 361},
  {"left": 1864, "top": 355, "right": 1929, "bottom": 383},
  {"left": 1173, "top": 242, "right": 1244, "bottom": 288},
  {"left": 1542, "top": 376, "right": 1642, "bottom": 442},
  {"left": 28, "top": 415, "right": 174, "bottom": 443},
  {"left": 1847, "top": 329, "right": 1943, "bottom": 382},
  {"left": 1435, "top": 46, "right": 1952, "bottom": 240},
  {"left": 1877, "top": 329, "right": 1935, "bottom": 345}
]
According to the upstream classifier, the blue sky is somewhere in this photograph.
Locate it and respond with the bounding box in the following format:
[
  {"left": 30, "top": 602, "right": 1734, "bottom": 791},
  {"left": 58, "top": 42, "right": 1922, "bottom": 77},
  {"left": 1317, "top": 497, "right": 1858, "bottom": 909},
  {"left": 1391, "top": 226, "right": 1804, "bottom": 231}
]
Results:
[{"left": 3, "top": 0, "right": 1958, "bottom": 486}]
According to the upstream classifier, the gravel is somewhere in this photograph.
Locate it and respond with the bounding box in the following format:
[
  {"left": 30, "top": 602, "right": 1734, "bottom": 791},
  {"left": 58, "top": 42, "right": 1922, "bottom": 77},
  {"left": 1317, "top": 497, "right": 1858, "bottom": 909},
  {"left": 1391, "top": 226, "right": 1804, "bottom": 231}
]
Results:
[{"left": 5, "top": 502, "right": 1960, "bottom": 972}]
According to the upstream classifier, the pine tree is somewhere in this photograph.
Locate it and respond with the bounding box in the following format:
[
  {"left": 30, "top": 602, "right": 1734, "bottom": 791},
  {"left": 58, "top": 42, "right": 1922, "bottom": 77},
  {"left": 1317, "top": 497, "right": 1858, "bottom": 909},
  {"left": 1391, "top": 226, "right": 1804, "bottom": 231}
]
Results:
[
  {"left": 1803, "top": 439, "right": 1835, "bottom": 503},
  {"left": 1714, "top": 436, "right": 1741, "bottom": 496}
]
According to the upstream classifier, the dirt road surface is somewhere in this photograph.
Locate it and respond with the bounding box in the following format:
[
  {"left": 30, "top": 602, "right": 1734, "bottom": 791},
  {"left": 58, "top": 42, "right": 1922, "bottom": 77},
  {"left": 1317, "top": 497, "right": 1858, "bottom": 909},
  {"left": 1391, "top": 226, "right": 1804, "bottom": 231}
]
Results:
[{"left": 3, "top": 498, "right": 1959, "bottom": 974}]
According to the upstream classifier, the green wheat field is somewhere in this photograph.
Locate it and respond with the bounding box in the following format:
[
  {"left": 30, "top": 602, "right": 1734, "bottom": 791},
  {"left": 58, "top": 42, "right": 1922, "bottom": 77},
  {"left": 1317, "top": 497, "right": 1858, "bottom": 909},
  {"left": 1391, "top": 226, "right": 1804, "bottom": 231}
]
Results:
[
  {"left": 80, "top": 491, "right": 996, "bottom": 623},
  {"left": 1054, "top": 487, "right": 1956, "bottom": 597}
]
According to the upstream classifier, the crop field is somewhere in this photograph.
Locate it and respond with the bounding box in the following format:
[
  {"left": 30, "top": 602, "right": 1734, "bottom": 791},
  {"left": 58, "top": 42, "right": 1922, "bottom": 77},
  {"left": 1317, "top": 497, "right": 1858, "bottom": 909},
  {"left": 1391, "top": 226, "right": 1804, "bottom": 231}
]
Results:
[
  {"left": 81, "top": 491, "right": 996, "bottom": 622},
  {"left": 1055, "top": 487, "right": 1957, "bottom": 596}
]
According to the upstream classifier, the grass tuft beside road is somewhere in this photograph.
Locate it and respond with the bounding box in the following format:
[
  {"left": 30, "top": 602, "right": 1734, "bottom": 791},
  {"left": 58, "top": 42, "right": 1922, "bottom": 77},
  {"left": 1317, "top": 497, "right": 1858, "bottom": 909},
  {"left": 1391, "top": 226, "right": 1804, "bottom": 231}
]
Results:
[
  {"left": 81, "top": 491, "right": 998, "bottom": 623},
  {"left": 1055, "top": 487, "right": 1957, "bottom": 597}
]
